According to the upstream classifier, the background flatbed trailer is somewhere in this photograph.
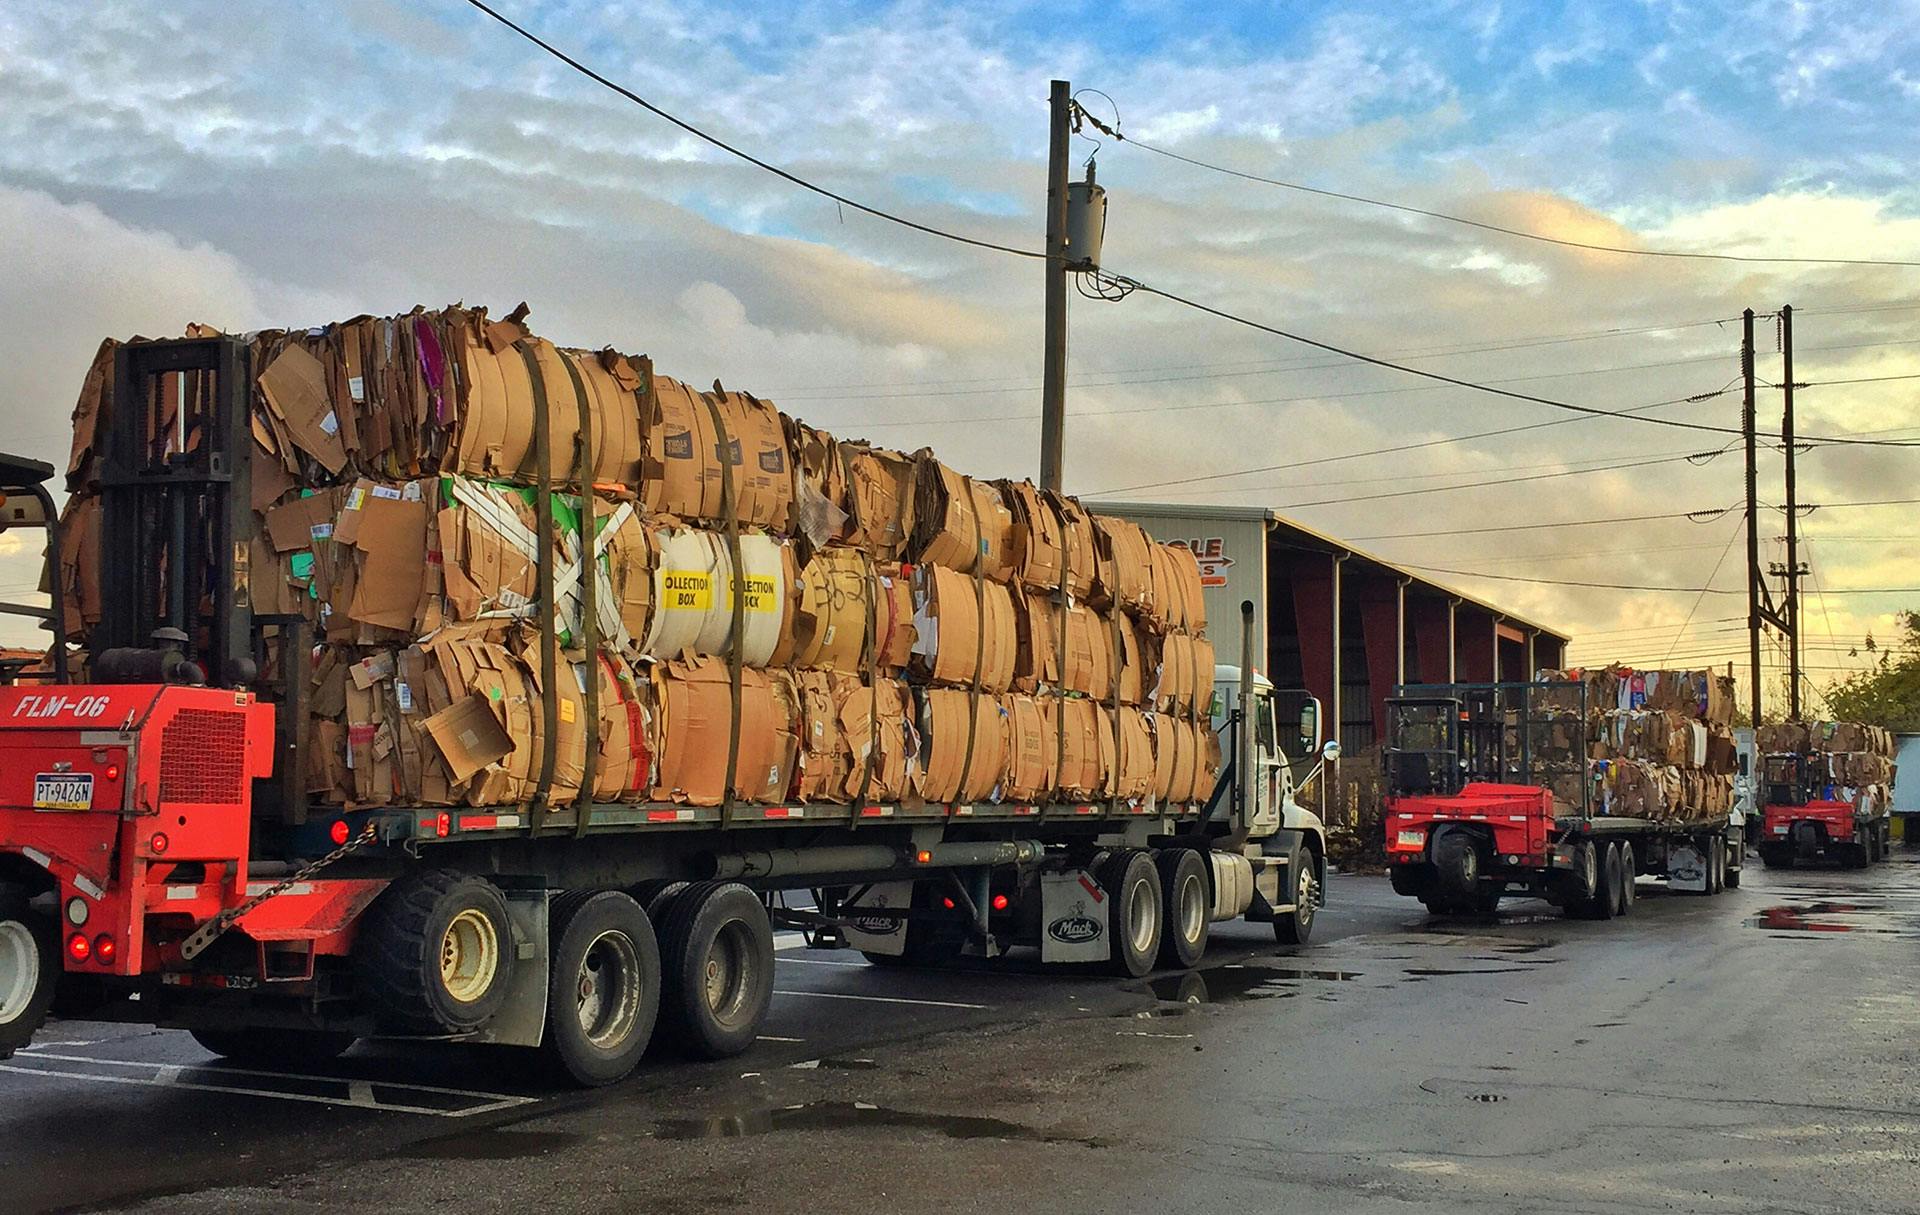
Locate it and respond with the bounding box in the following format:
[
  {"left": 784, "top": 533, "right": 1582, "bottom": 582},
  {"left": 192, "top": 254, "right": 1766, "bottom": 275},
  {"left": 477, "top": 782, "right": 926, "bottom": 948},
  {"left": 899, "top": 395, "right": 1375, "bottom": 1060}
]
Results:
[{"left": 1381, "top": 680, "right": 1742, "bottom": 918}]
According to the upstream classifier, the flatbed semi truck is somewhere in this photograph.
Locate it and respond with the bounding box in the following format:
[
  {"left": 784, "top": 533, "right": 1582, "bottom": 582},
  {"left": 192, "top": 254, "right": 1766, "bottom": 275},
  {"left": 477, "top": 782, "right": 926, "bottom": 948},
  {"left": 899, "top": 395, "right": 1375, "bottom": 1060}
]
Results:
[
  {"left": 0, "top": 335, "right": 1329, "bottom": 1087},
  {"left": 1382, "top": 680, "right": 1743, "bottom": 918}
]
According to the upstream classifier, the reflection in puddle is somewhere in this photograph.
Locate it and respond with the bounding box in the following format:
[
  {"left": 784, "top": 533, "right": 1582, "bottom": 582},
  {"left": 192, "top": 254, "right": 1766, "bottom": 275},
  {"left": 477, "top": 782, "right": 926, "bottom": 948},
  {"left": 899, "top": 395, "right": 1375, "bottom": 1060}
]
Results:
[
  {"left": 1141, "top": 965, "right": 1356, "bottom": 1006},
  {"left": 1748, "top": 900, "right": 1917, "bottom": 936},
  {"left": 651, "top": 1101, "right": 1102, "bottom": 1146}
]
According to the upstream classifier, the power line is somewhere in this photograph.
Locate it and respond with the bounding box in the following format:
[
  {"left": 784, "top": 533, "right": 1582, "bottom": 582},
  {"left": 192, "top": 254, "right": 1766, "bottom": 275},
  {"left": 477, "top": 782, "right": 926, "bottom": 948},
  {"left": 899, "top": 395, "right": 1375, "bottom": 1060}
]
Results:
[
  {"left": 461, "top": 0, "right": 1044, "bottom": 262},
  {"left": 1663, "top": 520, "right": 1746, "bottom": 664},
  {"left": 1089, "top": 380, "right": 1738, "bottom": 496},
  {"left": 1349, "top": 506, "right": 1733, "bottom": 542},
  {"left": 1268, "top": 450, "right": 1723, "bottom": 511},
  {"left": 1106, "top": 124, "right": 1920, "bottom": 268},
  {"left": 1119, "top": 277, "right": 1920, "bottom": 451},
  {"left": 1402, "top": 560, "right": 1920, "bottom": 595}
]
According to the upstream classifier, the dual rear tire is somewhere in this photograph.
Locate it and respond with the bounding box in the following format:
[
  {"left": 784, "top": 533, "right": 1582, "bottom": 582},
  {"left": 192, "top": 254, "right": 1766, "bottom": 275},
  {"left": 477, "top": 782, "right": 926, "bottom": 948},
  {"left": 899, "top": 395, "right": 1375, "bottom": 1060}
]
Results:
[{"left": 0, "top": 884, "right": 57, "bottom": 1060}]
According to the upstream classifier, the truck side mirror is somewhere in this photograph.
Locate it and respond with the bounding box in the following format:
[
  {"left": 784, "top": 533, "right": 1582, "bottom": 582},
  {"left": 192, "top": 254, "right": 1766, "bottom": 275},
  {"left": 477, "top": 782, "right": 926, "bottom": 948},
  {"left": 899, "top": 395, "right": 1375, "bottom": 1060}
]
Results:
[
  {"left": 1321, "top": 740, "right": 1342, "bottom": 764},
  {"left": 1299, "top": 701, "right": 1320, "bottom": 750}
]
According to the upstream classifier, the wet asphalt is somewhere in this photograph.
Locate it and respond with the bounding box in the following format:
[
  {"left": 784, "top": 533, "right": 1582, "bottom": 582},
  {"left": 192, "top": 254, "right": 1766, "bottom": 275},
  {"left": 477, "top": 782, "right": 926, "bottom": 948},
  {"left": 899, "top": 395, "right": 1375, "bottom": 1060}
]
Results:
[{"left": 8, "top": 849, "right": 1920, "bottom": 1214}]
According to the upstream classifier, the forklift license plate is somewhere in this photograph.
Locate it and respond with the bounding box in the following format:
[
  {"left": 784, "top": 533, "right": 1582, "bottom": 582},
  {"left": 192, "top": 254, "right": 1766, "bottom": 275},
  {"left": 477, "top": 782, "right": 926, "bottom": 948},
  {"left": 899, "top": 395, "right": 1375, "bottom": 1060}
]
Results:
[
  {"left": 33, "top": 773, "right": 93, "bottom": 811},
  {"left": 1396, "top": 829, "right": 1426, "bottom": 847}
]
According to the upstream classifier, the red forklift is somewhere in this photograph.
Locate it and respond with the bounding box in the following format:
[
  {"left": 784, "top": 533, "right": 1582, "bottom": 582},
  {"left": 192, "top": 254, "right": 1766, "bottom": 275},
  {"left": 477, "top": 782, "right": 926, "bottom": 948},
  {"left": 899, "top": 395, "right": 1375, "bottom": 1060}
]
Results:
[
  {"left": 1757, "top": 752, "right": 1888, "bottom": 869},
  {"left": 1382, "top": 680, "right": 1741, "bottom": 919}
]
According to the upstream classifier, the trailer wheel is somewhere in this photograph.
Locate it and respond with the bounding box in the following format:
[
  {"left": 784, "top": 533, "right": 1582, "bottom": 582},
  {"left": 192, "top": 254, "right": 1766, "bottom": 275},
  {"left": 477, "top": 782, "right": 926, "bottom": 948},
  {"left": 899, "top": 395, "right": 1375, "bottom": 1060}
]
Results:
[
  {"left": 1724, "top": 845, "right": 1742, "bottom": 888},
  {"left": 0, "top": 884, "right": 57, "bottom": 1060},
  {"left": 189, "top": 1027, "right": 356, "bottom": 1068},
  {"left": 1557, "top": 839, "right": 1600, "bottom": 917},
  {"left": 630, "top": 880, "right": 690, "bottom": 923},
  {"left": 657, "top": 882, "right": 774, "bottom": 1060},
  {"left": 1615, "top": 842, "right": 1636, "bottom": 915},
  {"left": 1101, "top": 850, "right": 1163, "bottom": 977},
  {"left": 542, "top": 890, "right": 660, "bottom": 1087},
  {"left": 355, "top": 869, "right": 516, "bottom": 1033},
  {"left": 1274, "top": 847, "right": 1320, "bottom": 945},
  {"left": 1759, "top": 844, "right": 1792, "bottom": 869},
  {"left": 1590, "top": 843, "right": 1622, "bottom": 920},
  {"left": 1156, "top": 849, "right": 1210, "bottom": 969}
]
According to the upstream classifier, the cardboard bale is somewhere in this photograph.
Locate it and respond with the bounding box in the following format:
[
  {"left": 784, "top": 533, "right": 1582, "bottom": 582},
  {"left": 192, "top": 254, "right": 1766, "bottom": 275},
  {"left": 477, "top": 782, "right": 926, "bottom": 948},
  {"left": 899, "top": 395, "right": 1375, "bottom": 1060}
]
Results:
[
  {"left": 1111, "top": 706, "right": 1154, "bottom": 802},
  {"left": 1145, "top": 543, "right": 1186, "bottom": 633},
  {"left": 650, "top": 657, "right": 785, "bottom": 806},
  {"left": 1052, "top": 697, "right": 1112, "bottom": 800},
  {"left": 910, "top": 563, "right": 1017, "bottom": 692},
  {"left": 914, "top": 687, "right": 1008, "bottom": 804},
  {"left": 873, "top": 562, "right": 916, "bottom": 673},
  {"left": 783, "top": 416, "right": 852, "bottom": 553},
  {"left": 709, "top": 388, "right": 794, "bottom": 533},
  {"left": 910, "top": 457, "right": 1016, "bottom": 578},
  {"left": 838, "top": 675, "right": 912, "bottom": 802},
  {"left": 1002, "top": 481, "right": 1064, "bottom": 593},
  {"left": 781, "top": 546, "right": 872, "bottom": 672},
  {"left": 788, "top": 670, "right": 850, "bottom": 802},
  {"left": 1093, "top": 515, "right": 1156, "bottom": 617},
  {"left": 844, "top": 446, "right": 917, "bottom": 559},
  {"left": 1054, "top": 495, "right": 1099, "bottom": 599},
  {"left": 1058, "top": 602, "right": 1114, "bottom": 700},
  {"left": 645, "top": 374, "right": 725, "bottom": 521},
  {"left": 1012, "top": 590, "right": 1058, "bottom": 693},
  {"left": 1000, "top": 693, "right": 1058, "bottom": 802}
]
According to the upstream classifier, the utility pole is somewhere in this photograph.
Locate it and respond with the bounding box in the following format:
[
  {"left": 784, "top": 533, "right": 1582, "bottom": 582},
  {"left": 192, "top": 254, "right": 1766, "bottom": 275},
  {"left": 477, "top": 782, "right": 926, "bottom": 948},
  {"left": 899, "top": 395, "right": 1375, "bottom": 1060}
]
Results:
[
  {"left": 1039, "top": 79, "right": 1071, "bottom": 493},
  {"left": 1742, "top": 308, "right": 1763, "bottom": 728},
  {"left": 1780, "top": 304, "right": 1802, "bottom": 719}
]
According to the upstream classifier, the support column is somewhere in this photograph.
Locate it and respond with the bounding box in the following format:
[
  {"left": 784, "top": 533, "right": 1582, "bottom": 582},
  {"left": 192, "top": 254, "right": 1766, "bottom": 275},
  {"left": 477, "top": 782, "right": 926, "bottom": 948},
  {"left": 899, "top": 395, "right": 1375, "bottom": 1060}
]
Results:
[{"left": 1447, "top": 598, "right": 1459, "bottom": 682}]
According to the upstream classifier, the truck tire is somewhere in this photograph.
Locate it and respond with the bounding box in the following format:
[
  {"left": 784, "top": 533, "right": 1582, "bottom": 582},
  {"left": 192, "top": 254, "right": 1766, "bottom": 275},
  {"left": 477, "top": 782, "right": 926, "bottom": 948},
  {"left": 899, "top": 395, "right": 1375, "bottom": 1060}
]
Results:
[
  {"left": 355, "top": 869, "right": 516, "bottom": 1033},
  {"left": 1558, "top": 839, "right": 1600, "bottom": 918},
  {"left": 0, "top": 884, "right": 57, "bottom": 1059},
  {"left": 1616, "top": 841, "right": 1636, "bottom": 915},
  {"left": 1724, "top": 846, "right": 1742, "bottom": 888},
  {"left": 189, "top": 1027, "right": 357, "bottom": 1068},
  {"left": 1156, "top": 849, "right": 1210, "bottom": 969},
  {"left": 1274, "top": 846, "right": 1320, "bottom": 945},
  {"left": 657, "top": 882, "right": 774, "bottom": 1060},
  {"left": 630, "top": 880, "right": 690, "bottom": 923},
  {"left": 1590, "top": 843, "right": 1622, "bottom": 921},
  {"left": 1101, "top": 850, "right": 1163, "bottom": 977},
  {"left": 1760, "top": 844, "right": 1792, "bottom": 869},
  {"left": 1389, "top": 864, "right": 1429, "bottom": 899},
  {"left": 542, "top": 890, "right": 661, "bottom": 1087},
  {"left": 1432, "top": 829, "right": 1481, "bottom": 897}
]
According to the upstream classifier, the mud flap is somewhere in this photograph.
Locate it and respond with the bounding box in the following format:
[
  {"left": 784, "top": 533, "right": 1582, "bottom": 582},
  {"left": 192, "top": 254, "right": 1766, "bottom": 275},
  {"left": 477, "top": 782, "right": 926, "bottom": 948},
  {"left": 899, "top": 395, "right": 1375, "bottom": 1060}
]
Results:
[
  {"left": 464, "top": 886, "right": 549, "bottom": 1047},
  {"left": 1039, "top": 869, "right": 1109, "bottom": 964},
  {"left": 1667, "top": 844, "right": 1707, "bottom": 893},
  {"left": 841, "top": 880, "right": 916, "bottom": 957}
]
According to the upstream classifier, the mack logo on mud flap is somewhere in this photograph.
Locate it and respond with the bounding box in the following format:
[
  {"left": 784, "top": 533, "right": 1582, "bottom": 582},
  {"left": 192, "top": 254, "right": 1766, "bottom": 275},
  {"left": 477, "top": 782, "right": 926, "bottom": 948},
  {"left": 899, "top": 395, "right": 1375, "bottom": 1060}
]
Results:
[
  {"left": 11, "top": 694, "right": 113, "bottom": 720},
  {"left": 849, "top": 913, "right": 903, "bottom": 936},
  {"left": 1047, "top": 915, "right": 1102, "bottom": 944}
]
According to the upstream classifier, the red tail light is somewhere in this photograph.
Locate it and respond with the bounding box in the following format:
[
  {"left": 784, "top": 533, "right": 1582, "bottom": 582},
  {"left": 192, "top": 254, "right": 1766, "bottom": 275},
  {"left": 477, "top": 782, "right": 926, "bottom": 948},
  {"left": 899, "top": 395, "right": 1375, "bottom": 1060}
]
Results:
[
  {"left": 67, "top": 933, "right": 91, "bottom": 963},
  {"left": 991, "top": 893, "right": 1010, "bottom": 911},
  {"left": 329, "top": 818, "right": 350, "bottom": 846},
  {"left": 148, "top": 832, "right": 170, "bottom": 855},
  {"left": 92, "top": 934, "right": 116, "bottom": 965},
  {"left": 940, "top": 896, "right": 956, "bottom": 910},
  {"left": 435, "top": 812, "right": 451, "bottom": 838},
  {"left": 105, "top": 763, "right": 121, "bottom": 781}
]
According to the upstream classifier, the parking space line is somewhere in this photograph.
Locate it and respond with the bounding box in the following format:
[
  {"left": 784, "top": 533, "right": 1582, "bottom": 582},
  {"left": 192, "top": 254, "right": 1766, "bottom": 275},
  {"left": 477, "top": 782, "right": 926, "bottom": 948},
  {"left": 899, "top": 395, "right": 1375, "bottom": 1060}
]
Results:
[
  {"left": 775, "top": 956, "right": 866, "bottom": 967},
  {"left": 7, "top": 1052, "right": 538, "bottom": 1115},
  {"left": 772, "top": 989, "right": 988, "bottom": 1010},
  {"left": 0, "top": 1061, "right": 534, "bottom": 1117}
]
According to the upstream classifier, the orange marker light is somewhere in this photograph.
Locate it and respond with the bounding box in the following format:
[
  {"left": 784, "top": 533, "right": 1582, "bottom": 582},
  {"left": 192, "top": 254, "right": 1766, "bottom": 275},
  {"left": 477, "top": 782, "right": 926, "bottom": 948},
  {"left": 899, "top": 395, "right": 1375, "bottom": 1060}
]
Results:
[{"left": 915, "top": 850, "right": 933, "bottom": 865}]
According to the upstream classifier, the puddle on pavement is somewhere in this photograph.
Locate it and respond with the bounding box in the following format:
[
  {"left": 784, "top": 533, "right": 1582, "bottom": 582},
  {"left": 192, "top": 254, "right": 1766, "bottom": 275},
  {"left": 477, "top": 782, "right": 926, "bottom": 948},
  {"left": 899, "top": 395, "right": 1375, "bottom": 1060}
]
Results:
[
  {"left": 1403, "top": 966, "right": 1533, "bottom": 977},
  {"left": 651, "top": 1101, "right": 1102, "bottom": 1147},
  {"left": 1142, "top": 966, "right": 1357, "bottom": 1006},
  {"left": 816, "top": 1057, "right": 881, "bottom": 1070},
  {"left": 400, "top": 1130, "right": 584, "bottom": 1160},
  {"left": 1748, "top": 902, "right": 1920, "bottom": 937}
]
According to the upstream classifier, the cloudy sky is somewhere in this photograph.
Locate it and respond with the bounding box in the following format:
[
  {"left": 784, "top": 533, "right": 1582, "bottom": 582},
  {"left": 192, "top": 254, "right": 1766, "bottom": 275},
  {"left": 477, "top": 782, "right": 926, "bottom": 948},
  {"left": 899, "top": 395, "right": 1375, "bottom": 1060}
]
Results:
[{"left": 2, "top": 0, "right": 1917, "bottom": 706}]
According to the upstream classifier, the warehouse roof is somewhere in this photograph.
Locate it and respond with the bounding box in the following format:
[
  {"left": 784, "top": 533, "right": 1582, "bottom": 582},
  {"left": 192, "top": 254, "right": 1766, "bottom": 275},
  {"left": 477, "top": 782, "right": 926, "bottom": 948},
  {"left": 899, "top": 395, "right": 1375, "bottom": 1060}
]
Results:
[{"left": 1087, "top": 500, "right": 1570, "bottom": 644}]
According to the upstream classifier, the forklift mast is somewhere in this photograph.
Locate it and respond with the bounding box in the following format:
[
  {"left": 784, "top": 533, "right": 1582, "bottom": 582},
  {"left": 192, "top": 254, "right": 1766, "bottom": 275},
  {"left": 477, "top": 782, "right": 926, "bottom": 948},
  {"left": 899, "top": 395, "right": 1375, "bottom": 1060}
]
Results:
[{"left": 95, "top": 337, "right": 255, "bottom": 686}]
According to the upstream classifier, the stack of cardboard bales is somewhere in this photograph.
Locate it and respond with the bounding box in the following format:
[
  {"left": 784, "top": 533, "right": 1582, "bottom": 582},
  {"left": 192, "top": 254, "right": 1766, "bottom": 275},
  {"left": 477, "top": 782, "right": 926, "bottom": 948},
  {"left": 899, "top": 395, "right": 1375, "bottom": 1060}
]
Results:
[
  {"left": 59, "top": 303, "right": 1221, "bottom": 813},
  {"left": 1756, "top": 720, "right": 1897, "bottom": 813},
  {"left": 1540, "top": 666, "right": 1738, "bottom": 821}
]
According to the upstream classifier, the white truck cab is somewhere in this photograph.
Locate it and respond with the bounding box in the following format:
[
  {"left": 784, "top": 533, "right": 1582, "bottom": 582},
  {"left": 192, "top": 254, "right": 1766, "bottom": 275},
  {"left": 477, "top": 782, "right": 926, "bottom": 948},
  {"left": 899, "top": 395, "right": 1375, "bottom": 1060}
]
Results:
[{"left": 1211, "top": 664, "right": 1331, "bottom": 944}]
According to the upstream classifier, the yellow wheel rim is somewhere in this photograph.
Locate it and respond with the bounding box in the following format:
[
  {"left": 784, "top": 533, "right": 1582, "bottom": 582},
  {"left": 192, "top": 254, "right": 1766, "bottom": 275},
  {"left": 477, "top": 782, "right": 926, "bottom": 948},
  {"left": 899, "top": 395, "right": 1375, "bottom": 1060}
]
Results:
[{"left": 440, "top": 908, "right": 500, "bottom": 1005}]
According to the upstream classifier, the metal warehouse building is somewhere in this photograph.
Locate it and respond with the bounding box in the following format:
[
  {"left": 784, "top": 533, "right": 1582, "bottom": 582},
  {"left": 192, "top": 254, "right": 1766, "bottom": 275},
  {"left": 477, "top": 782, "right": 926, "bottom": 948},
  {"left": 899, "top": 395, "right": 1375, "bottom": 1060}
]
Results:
[{"left": 1095, "top": 502, "right": 1571, "bottom": 755}]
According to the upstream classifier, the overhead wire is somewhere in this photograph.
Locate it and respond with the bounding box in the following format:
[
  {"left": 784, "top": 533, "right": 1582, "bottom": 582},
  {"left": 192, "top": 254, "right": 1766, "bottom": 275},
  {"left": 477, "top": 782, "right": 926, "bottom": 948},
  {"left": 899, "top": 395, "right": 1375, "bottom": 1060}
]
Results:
[
  {"left": 1100, "top": 119, "right": 1920, "bottom": 268},
  {"left": 1662, "top": 520, "right": 1746, "bottom": 664}
]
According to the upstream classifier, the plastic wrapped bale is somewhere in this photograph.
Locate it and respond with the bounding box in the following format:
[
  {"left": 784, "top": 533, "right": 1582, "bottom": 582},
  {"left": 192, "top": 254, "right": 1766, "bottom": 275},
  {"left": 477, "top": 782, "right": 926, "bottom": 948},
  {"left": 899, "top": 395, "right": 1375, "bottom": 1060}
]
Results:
[
  {"left": 914, "top": 687, "right": 1009, "bottom": 804},
  {"left": 909, "top": 563, "right": 1017, "bottom": 692}
]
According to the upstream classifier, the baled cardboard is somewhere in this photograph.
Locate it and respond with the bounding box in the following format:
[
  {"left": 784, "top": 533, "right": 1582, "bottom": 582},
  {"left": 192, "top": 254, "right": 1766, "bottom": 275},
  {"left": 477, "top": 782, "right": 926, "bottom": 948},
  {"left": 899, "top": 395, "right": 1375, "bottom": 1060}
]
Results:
[
  {"left": 910, "top": 564, "right": 1016, "bottom": 692},
  {"left": 258, "top": 344, "right": 348, "bottom": 475},
  {"left": 422, "top": 692, "right": 513, "bottom": 786},
  {"left": 1093, "top": 515, "right": 1155, "bottom": 616},
  {"left": 845, "top": 446, "right": 916, "bottom": 559},
  {"left": 1000, "top": 694, "right": 1057, "bottom": 802},
  {"left": 652, "top": 657, "right": 782, "bottom": 806},
  {"left": 1002, "top": 481, "right": 1064, "bottom": 593},
  {"left": 784, "top": 546, "right": 871, "bottom": 672},
  {"left": 915, "top": 687, "right": 1007, "bottom": 804}
]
